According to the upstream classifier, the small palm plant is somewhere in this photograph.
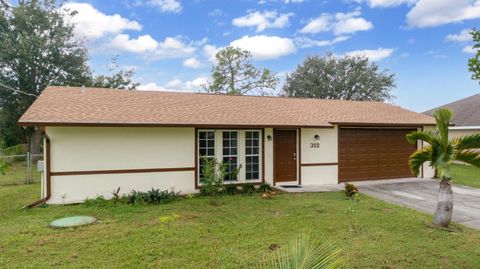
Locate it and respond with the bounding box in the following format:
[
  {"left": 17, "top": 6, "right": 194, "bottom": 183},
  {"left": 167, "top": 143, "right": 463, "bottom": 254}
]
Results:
[
  {"left": 262, "top": 234, "right": 342, "bottom": 269},
  {"left": 406, "top": 108, "right": 480, "bottom": 227}
]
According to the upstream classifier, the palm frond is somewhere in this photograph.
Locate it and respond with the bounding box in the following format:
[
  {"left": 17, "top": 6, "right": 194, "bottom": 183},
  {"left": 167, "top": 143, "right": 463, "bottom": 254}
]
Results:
[
  {"left": 452, "top": 133, "right": 480, "bottom": 150},
  {"left": 262, "top": 234, "right": 342, "bottom": 269},
  {"left": 454, "top": 150, "right": 480, "bottom": 168},
  {"left": 406, "top": 130, "right": 437, "bottom": 145},
  {"left": 433, "top": 108, "right": 454, "bottom": 147},
  {"left": 409, "top": 147, "right": 432, "bottom": 176}
]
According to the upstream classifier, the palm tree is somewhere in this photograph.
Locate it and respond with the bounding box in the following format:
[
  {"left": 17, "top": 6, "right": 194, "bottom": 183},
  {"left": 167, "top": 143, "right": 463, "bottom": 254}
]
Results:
[
  {"left": 406, "top": 108, "right": 480, "bottom": 227},
  {"left": 262, "top": 234, "right": 342, "bottom": 269}
]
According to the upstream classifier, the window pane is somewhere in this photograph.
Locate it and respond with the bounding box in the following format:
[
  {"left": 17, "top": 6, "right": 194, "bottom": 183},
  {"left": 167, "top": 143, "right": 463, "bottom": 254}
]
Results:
[
  {"left": 222, "top": 131, "right": 238, "bottom": 181},
  {"left": 199, "top": 132, "right": 206, "bottom": 139},
  {"left": 208, "top": 148, "right": 215, "bottom": 156},
  {"left": 208, "top": 140, "right": 215, "bottom": 147}
]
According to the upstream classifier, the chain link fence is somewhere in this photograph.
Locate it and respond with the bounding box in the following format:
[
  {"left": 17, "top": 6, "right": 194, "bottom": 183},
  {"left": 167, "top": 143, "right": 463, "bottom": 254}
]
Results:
[{"left": 0, "top": 153, "right": 43, "bottom": 186}]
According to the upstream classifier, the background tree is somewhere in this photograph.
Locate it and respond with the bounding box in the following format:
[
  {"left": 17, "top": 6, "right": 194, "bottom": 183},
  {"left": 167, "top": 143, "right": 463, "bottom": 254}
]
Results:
[
  {"left": 282, "top": 53, "right": 395, "bottom": 101},
  {"left": 407, "top": 108, "right": 480, "bottom": 227},
  {"left": 204, "top": 46, "right": 277, "bottom": 95},
  {"left": 0, "top": 0, "right": 90, "bottom": 153},
  {"left": 86, "top": 56, "right": 139, "bottom": 90},
  {"left": 0, "top": 1, "right": 138, "bottom": 155},
  {"left": 468, "top": 29, "right": 480, "bottom": 83}
]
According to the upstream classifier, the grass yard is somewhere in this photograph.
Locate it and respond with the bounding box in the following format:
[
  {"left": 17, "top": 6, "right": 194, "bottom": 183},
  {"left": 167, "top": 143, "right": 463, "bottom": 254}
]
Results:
[
  {"left": 452, "top": 164, "right": 480, "bottom": 188},
  {"left": 1, "top": 182, "right": 480, "bottom": 268},
  {"left": 0, "top": 161, "right": 41, "bottom": 186}
]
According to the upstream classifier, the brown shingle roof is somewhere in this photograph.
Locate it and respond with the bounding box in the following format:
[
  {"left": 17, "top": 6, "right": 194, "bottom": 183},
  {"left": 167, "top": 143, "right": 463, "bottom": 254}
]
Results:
[
  {"left": 423, "top": 93, "right": 480, "bottom": 127},
  {"left": 18, "top": 86, "right": 435, "bottom": 127}
]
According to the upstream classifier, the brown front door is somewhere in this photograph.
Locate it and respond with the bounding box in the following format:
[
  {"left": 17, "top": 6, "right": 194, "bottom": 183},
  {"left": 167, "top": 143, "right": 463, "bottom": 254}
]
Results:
[
  {"left": 274, "top": 130, "right": 297, "bottom": 183},
  {"left": 338, "top": 128, "right": 417, "bottom": 182}
]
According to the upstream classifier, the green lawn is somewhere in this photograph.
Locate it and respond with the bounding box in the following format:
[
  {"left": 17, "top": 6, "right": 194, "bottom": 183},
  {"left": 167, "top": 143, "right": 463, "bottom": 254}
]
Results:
[
  {"left": 452, "top": 164, "right": 480, "bottom": 188},
  {"left": 1, "top": 183, "right": 480, "bottom": 268},
  {"left": 0, "top": 161, "right": 41, "bottom": 186}
]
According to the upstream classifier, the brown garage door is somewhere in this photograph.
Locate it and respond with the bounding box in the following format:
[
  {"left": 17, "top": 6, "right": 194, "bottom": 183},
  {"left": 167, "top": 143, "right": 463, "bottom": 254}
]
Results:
[{"left": 339, "top": 128, "right": 417, "bottom": 182}]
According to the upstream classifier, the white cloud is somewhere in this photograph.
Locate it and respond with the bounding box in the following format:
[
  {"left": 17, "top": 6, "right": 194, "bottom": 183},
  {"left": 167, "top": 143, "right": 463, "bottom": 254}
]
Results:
[
  {"left": 138, "top": 82, "right": 169, "bottom": 91},
  {"left": 334, "top": 11, "right": 373, "bottom": 35},
  {"left": 62, "top": 3, "right": 141, "bottom": 40},
  {"left": 232, "top": 11, "right": 294, "bottom": 32},
  {"left": 446, "top": 29, "right": 473, "bottom": 42},
  {"left": 148, "top": 0, "right": 182, "bottom": 13},
  {"left": 300, "top": 14, "right": 330, "bottom": 34},
  {"left": 354, "top": 0, "right": 415, "bottom": 8},
  {"left": 300, "top": 10, "right": 373, "bottom": 35},
  {"left": 138, "top": 77, "right": 208, "bottom": 92},
  {"left": 345, "top": 47, "right": 395, "bottom": 61},
  {"left": 259, "top": 0, "right": 306, "bottom": 4},
  {"left": 295, "top": 36, "right": 350, "bottom": 48},
  {"left": 230, "top": 35, "right": 296, "bottom": 60},
  {"left": 183, "top": 57, "right": 201, "bottom": 68},
  {"left": 203, "top": 44, "right": 219, "bottom": 62},
  {"left": 151, "top": 37, "right": 198, "bottom": 59},
  {"left": 110, "top": 34, "right": 158, "bottom": 53},
  {"left": 463, "top": 45, "right": 477, "bottom": 53},
  {"left": 108, "top": 34, "right": 202, "bottom": 59},
  {"left": 407, "top": 0, "right": 480, "bottom": 28}
]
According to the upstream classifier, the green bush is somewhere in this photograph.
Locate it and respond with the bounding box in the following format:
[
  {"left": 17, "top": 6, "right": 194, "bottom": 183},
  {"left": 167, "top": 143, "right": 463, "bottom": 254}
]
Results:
[
  {"left": 344, "top": 183, "right": 358, "bottom": 197},
  {"left": 224, "top": 184, "right": 238, "bottom": 195},
  {"left": 127, "top": 189, "right": 180, "bottom": 205},
  {"left": 199, "top": 157, "right": 226, "bottom": 196},
  {"left": 84, "top": 188, "right": 180, "bottom": 206},
  {"left": 241, "top": 183, "right": 256, "bottom": 195},
  {"left": 258, "top": 183, "right": 272, "bottom": 192}
]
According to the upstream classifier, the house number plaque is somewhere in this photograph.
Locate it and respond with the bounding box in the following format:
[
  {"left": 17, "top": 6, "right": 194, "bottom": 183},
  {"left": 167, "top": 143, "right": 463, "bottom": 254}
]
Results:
[{"left": 309, "top": 142, "right": 320, "bottom": 148}]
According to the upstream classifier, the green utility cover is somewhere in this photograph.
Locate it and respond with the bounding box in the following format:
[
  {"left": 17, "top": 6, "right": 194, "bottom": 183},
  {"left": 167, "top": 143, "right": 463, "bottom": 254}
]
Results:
[{"left": 49, "top": 216, "right": 97, "bottom": 228}]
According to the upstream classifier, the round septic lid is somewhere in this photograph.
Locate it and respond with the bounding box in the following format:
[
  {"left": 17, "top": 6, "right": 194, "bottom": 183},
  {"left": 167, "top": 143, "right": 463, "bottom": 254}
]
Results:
[{"left": 50, "top": 216, "right": 97, "bottom": 228}]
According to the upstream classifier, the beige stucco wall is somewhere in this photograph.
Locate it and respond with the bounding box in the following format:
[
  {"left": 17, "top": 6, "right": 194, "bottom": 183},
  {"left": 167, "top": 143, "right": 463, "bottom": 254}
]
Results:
[
  {"left": 46, "top": 126, "right": 195, "bottom": 204},
  {"left": 264, "top": 128, "right": 274, "bottom": 185},
  {"left": 449, "top": 128, "right": 480, "bottom": 138},
  {"left": 300, "top": 127, "right": 339, "bottom": 185}
]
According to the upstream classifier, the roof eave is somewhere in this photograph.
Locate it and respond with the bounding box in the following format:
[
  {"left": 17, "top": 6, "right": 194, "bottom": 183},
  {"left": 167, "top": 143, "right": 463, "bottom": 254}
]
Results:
[{"left": 17, "top": 121, "right": 335, "bottom": 129}]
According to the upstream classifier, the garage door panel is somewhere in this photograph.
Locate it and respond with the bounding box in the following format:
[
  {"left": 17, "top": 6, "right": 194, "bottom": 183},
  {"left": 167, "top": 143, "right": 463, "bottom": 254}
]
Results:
[{"left": 339, "top": 128, "right": 416, "bottom": 182}]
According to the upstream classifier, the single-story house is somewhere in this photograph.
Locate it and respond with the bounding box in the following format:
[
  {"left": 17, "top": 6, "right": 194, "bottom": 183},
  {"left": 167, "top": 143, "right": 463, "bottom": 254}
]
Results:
[
  {"left": 424, "top": 93, "right": 480, "bottom": 138},
  {"left": 19, "top": 86, "right": 436, "bottom": 204}
]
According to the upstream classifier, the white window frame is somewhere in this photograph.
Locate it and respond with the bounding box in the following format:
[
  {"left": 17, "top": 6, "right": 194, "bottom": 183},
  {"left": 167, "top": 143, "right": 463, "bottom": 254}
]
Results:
[
  {"left": 197, "top": 129, "right": 262, "bottom": 184},
  {"left": 245, "top": 131, "right": 261, "bottom": 181}
]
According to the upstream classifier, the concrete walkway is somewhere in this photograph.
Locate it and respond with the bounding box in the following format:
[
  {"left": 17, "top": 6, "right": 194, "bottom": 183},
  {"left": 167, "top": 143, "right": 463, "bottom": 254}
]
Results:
[{"left": 276, "top": 178, "right": 480, "bottom": 229}]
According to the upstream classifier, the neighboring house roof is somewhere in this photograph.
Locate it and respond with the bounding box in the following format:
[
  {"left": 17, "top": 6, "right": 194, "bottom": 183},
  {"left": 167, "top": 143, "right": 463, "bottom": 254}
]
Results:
[
  {"left": 18, "top": 86, "right": 435, "bottom": 128},
  {"left": 423, "top": 93, "right": 480, "bottom": 127}
]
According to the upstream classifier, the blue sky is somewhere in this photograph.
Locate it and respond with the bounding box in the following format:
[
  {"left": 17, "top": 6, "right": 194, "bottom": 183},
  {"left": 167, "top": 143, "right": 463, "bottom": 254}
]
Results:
[{"left": 60, "top": 0, "right": 480, "bottom": 112}]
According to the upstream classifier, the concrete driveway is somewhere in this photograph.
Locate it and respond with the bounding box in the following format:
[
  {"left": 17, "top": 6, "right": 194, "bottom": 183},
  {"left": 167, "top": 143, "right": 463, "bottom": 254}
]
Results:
[{"left": 356, "top": 178, "right": 480, "bottom": 229}]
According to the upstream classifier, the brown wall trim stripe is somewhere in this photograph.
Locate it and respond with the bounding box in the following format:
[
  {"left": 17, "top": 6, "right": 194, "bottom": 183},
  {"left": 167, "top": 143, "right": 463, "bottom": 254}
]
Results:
[
  {"left": 301, "top": 162, "right": 338, "bottom": 167},
  {"left": 51, "top": 167, "right": 195, "bottom": 176}
]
